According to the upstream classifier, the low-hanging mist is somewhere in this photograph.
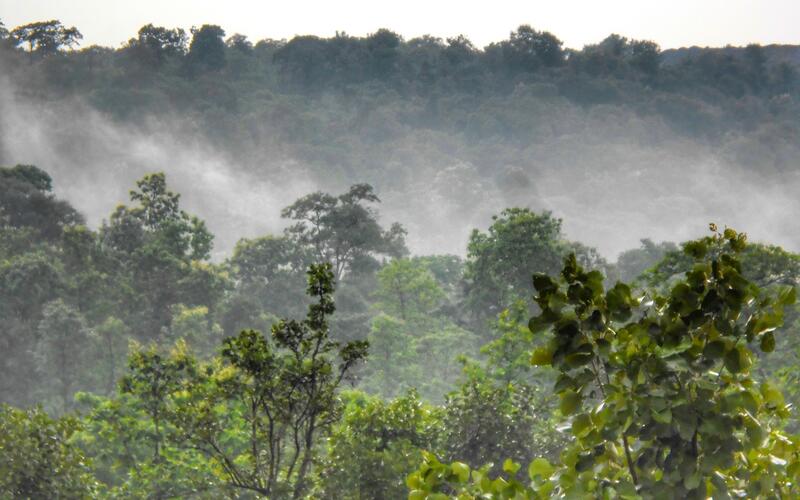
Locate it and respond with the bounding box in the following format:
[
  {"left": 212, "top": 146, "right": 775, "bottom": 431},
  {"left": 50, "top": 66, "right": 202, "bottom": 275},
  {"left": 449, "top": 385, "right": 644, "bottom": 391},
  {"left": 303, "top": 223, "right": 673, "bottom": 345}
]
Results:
[{"left": 1, "top": 73, "right": 799, "bottom": 260}]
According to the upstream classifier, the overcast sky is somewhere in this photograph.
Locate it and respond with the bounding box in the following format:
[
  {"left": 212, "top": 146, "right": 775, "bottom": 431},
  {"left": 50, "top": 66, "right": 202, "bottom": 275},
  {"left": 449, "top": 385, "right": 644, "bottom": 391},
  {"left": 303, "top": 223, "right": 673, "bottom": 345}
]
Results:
[{"left": 1, "top": 0, "right": 798, "bottom": 50}]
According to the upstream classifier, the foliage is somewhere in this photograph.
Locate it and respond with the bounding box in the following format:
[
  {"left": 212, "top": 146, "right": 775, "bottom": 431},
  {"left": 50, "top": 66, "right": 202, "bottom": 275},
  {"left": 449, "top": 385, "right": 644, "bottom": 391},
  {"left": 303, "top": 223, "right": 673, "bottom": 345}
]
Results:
[
  {"left": 439, "top": 377, "right": 562, "bottom": 473},
  {"left": 76, "top": 388, "right": 219, "bottom": 498},
  {"left": 409, "top": 226, "right": 800, "bottom": 498},
  {"left": 463, "top": 209, "right": 565, "bottom": 326},
  {"left": 316, "top": 390, "right": 443, "bottom": 499},
  {"left": 165, "top": 263, "right": 367, "bottom": 497},
  {"left": 375, "top": 258, "right": 445, "bottom": 321},
  {"left": 0, "top": 404, "right": 97, "bottom": 498},
  {"left": 0, "top": 164, "right": 83, "bottom": 240},
  {"left": 188, "top": 24, "right": 226, "bottom": 72},
  {"left": 34, "top": 299, "right": 91, "bottom": 412},
  {"left": 10, "top": 20, "right": 82, "bottom": 56},
  {"left": 101, "top": 172, "right": 223, "bottom": 341},
  {"left": 282, "top": 183, "right": 408, "bottom": 281}
]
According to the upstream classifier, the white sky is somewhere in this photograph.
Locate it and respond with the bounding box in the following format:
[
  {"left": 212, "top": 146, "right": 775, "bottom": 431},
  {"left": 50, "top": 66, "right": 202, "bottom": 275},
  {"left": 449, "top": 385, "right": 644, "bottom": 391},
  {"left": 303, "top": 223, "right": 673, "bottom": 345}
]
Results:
[{"left": 1, "top": 0, "right": 798, "bottom": 50}]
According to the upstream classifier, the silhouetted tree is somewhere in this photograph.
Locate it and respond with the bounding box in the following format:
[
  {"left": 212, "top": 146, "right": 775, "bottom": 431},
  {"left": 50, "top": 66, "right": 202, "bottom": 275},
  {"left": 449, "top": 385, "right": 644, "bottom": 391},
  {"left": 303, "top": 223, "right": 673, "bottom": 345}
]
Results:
[{"left": 11, "top": 20, "right": 82, "bottom": 59}]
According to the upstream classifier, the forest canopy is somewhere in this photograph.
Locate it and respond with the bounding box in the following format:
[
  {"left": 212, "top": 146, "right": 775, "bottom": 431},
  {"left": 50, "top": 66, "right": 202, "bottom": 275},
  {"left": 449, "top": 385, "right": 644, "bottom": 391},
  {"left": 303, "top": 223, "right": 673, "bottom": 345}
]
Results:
[{"left": 2, "top": 15, "right": 800, "bottom": 500}]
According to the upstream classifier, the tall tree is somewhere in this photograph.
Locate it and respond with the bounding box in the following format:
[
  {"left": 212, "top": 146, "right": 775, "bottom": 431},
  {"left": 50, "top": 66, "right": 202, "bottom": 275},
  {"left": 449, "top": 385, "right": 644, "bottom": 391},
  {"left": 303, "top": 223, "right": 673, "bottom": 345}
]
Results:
[
  {"left": 374, "top": 258, "right": 444, "bottom": 321},
  {"left": 0, "top": 164, "right": 83, "bottom": 241},
  {"left": 35, "top": 300, "right": 91, "bottom": 412},
  {"left": 165, "top": 264, "right": 368, "bottom": 497},
  {"left": 188, "top": 24, "right": 226, "bottom": 71},
  {"left": 464, "top": 208, "right": 565, "bottom": 324},
  {"left": 11, "top": 20, "right": 82, "bottom": 58},
  {"left": 101, "top": 173, "right": 220, "bottom": 340},
  {"left": 126, "top": 24, "right": 187, "bottom": 67},
  {"left": 282, "top": 184, "right": 408, "bottom": 281}
]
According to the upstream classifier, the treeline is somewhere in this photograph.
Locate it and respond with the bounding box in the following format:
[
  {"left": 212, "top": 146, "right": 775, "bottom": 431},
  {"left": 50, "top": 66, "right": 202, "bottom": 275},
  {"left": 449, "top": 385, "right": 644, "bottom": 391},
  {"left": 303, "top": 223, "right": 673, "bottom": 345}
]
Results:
[{"left": 1, "top": 18, "right": 797, "bottom": 137}]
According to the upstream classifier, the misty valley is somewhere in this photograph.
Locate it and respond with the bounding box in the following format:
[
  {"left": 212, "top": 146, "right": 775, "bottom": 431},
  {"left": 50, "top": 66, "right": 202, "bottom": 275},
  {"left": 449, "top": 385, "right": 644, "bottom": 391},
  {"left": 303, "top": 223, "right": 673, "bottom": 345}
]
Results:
[{"left": 2, "top": 15, "right": 800, "bottom": 500}]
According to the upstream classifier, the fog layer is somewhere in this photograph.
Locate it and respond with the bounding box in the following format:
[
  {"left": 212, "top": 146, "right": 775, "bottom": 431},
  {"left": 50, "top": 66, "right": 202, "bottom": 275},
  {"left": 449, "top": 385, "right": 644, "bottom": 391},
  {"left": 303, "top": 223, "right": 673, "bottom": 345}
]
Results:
[{"left": 2, "top": 73, "right": 798, "bottom": 259}]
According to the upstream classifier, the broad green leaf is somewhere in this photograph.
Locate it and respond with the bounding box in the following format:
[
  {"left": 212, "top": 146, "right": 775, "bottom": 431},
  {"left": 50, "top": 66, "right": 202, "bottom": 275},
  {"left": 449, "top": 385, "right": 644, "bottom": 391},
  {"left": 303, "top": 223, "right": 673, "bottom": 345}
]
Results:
[
  {"left": 531, "top": 346, "right": 553, "bottom": 366},
  {"left": 651, "top": 408, "right": 672, "bottom": 424},
  {"left": 572, "top": 413, "right": 593, "bottom": 438},
  {"left": 560, "top": 390, "right": 581, "bottom": 416},
  {"left": 450, "top": 461, "right": 470, "bottom": 483},
  {"left": 529, "top": 458, "right": 554, "bottom": 480},
  {"left": 503, "top": 458, "right": 520, "bottom": 474}
]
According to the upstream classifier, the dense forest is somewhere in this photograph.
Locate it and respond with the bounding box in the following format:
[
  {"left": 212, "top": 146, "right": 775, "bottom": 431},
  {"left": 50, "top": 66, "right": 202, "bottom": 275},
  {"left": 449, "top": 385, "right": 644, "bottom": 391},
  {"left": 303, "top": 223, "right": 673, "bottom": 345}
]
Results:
[{"left": 2, "top": 17, "right": 800, "bottom": 499}]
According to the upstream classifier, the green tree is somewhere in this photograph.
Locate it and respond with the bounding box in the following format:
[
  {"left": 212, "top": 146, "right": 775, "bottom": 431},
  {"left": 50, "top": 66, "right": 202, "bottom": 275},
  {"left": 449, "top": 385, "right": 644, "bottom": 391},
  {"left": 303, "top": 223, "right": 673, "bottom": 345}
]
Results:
[
  {"left": 34, "top": 300, "right": 91, "bottom": 412},
  {"left": 101, "top": 341, "right": 216, "bottom": 497},
  {"left": 439, "top": 377, "right": 561, "bottom": 473},
  {"left": 500, "top": 25, "right": 564, "bottom": 72},
  {"left": 375, "top": 258, "right": 445, "bottom": 321},
  {"left": 316, "top": 390, "right": 443, "bottom": 499},
  {"left": 464, "top": 208, "right": 565, "bottom": 324},
  {"left": 77, "top": 367, "right": 218, "bottom": 498},
  {"left": 188, "top": 24, "right": 226, "bottom": 72},
  {"left": 167, "top": 263, "right": 368, "bottom": 497},
  {"left": 616, "top": 238, "right": 678, "bottom": 284},
  {"left": 0, "top": 405, "right": 97, "bottom": 498},
  {"left": 101, "top": 173, "right": 220, "bottom": 341},
  {"left": 365, "top": 28, "right": 401, "bottom": 79},
  {"left": 0, "top": 252, "right": 64, "bottom": 405},
  {"left": 282, "top": 184, "right": 408, "bottom": 281},
  {"left": 224, "top": 234, "right": 310, "bottom": 323},
  {"left": 360, "top": 314, "right": 421, "bottom": 398},
  {"left": 226, "top": 33, "right": 253, "bottom": 54},
  {"left": 630, "top": 39, "right": 661, "bottom": 77},
  {"left": 0, "top": 164, "right": 83, "bottom": 240},
  {"left": 126, "top": 24, "right": 187, "bottom": 67}
]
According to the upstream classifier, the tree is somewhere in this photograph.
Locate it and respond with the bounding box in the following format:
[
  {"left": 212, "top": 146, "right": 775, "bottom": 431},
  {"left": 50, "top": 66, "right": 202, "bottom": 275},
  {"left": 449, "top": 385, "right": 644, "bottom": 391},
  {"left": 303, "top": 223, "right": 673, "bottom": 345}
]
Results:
[
  {"left": 410, "top": 226, "right": 800, "bottom": 498},
  {"left": 35, "top": 300, "right": 91, "bottom": 412},
  {"left": 226, "top": 33, "right": 253, "bottom": 54},
  {"left": 11, "top": 20, "right": 82, "bottom": 58},
  {"left": 126, "top": 24, "right": 187, "bottom": 67},
  {"left": 630, "top": 39, "right": 661, "bottom": 77},
  {"left": 273, "top": 35, "right": 334, "bottom": 90},
  {"left": 77, "top": 347, "right": 218, "bottom": 498},
  {"left": 0, "top": 405, "right": 97, "bottom": 497},
  {"left": 316, "top": 390, "right": 442, "bottom": 499},
  {"left": 101, "top": 173, "right": 219, "bottom": 341},
  {"left": 744, "top": 43, "right": 768, "bottom": 92},
  {"left": 375, "top": 259, "right": 445, "bottom": 321},
  {"left": 361, "top": 314, "right": 421, "bottom": 398},
  {"left": 502, "top": 25, "right": 564, "bottom": 72},
  {"left": 366, "top": 28, "right": 401, "bottom": 79},
  {"left": 188, "top": 24, "right": 226, "bottom": 72},
  {"left": 0, "top": 164, "right": 83, "bottom": 240},
  {"left": 282, "top": 184, "right": 408, "bottom": 281},
  {"left": 0, "top": 251, "right": 65, "bottom": 406},
  {"left": 224, "top": 234, "right": 310, "bottom": 322},
  {"left": 167, "top": 264, "right": 368, "bottom": 497},
  {"left": 439, "top": 377, "right": 561, "bottom": 474},
  {"left": 616, "top": 238, "right": 678, "bottom": 284},
  {"left": 464, "top": 208, "right": 565, "bottom": 324}
]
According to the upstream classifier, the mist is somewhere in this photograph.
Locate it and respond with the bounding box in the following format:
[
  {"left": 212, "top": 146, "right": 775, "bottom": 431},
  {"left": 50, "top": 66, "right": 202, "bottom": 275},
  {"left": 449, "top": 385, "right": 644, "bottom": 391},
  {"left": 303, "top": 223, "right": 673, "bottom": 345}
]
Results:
[{"left": 2, "top": 73, "right": 799, "bottom": 261}]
